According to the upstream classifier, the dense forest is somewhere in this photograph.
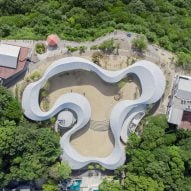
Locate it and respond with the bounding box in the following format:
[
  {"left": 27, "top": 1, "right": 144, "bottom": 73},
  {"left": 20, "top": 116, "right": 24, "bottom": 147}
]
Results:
[
  {"left": 100, "top": 115, "right": 191, "bottom": 191},
  {"left": 0, "top": 86, "right": 71, "bottom": 189},
  {"left": 1, "top": 84, "right": 191, "bottom": 190},
  {"left": 0, "top": 0, "right": 191, "bottom": 55}
]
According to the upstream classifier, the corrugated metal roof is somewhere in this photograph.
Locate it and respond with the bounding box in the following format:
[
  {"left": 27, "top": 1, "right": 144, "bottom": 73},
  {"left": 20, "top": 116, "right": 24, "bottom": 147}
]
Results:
[
  {"left": 0, "top": 44, "right": 20, "bottom": 57},
  {"left": 169, "top": 107, "right": 183, "bottom": 125},
  {"left": 0, "top": 44, "right": 20, "bottom": 68},
  {"left": 176, "top": 90, "right": 191, "bottom": 100},
  {"left": 178, "top": 77, "right": 191, "bottom": 92}
]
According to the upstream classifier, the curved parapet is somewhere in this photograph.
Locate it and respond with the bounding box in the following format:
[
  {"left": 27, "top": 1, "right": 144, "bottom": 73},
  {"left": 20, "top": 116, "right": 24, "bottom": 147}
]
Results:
[{"left": 22, "top": 57, "right": 165, "bottom": 170}]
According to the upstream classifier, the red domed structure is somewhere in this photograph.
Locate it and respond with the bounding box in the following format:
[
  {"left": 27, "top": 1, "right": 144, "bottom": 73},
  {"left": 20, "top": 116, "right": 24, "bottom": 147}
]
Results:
[{"left": 47, "top": 34, "right": 60, "bottom": 47}]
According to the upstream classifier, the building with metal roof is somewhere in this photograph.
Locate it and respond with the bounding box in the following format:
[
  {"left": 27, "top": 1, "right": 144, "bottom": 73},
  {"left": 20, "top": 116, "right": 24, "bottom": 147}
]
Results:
[
  {"left": 0, "top": 44, "right": 20, "bottom": 68},
  {"left": 0, "top": 43, "right": 30, "bottom": 87},
  {"left": 167, "top": 75, "right": 191, "bottom": 129}
]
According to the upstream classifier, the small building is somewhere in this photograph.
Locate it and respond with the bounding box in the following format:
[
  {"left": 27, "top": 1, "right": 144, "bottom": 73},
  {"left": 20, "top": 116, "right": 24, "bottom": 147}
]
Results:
[
  {"left": 167, "top": 75, "right": 191, "bottom": 129},
  {"left": 0, "top": 43, "right": 30, "bottom": 87},
  {"left": 0, "top": 44, "right": 20, "bottom": 68}
]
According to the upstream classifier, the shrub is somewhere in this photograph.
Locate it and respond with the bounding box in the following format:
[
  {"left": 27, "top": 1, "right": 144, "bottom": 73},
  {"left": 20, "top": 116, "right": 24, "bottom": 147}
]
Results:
[
  {"left": 90, "top": 45, "right": 98, "bottom": 50},
  {"left": 92, "top": 51, "right": 103, "bottom": 65},
  {"left": 79, "top": 46, "right": 86, "bottom": 54},
  {"left": 35, "top": 43, "right": 46, "bottom": 54},
  {"left": 132, "top": 36, "right": 148, "bottom": 52},
  {"left": 66, "top": 46, "right": 79, "bottom": 52},
  {"left": 98, "top": 39, "right": 115, "bottom": 54},
  {"left": 26, "top": 71, "right": 41, "bottom": 82},
  {"left": 177, "top": 52, "right": 191, "bottom": 70},
  {"left": 88, "top": 165, "right": 95, "bottom": 170}
]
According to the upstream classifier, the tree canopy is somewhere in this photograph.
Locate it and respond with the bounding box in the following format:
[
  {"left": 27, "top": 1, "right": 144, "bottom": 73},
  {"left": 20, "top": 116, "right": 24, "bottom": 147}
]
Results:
[
  {"left": 100, "top": 115, "right": 191, "bottom": 191},
  {"left": 0, "top": 86, "right": 22, "bottom": 123},
  {"left": 0, "top": 120, "right": 61, "bottom": 187},
  {"left": 132, "top": 36, "right": 148, "bottom": 52},
  {"left": 0, "top": 86, "right": 67, "bottom": 188},
  {"left": 48, "top": 162, "right": 71, "bottom": 181},
  {"left": 0, "top": 0, "right": 191, "bottom": 61}
]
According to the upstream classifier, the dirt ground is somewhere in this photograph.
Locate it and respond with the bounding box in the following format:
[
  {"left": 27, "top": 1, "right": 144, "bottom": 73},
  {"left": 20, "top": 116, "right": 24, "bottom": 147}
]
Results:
[
  {"left": 70, "top": 125, "right": 115, "bottom": 158},
  {"left": 46, "top": 70, "right": 139, "bottom": 120}
]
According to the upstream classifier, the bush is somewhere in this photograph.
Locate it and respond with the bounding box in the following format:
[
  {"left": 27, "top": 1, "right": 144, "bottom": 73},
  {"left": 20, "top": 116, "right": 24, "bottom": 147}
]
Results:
[
  {"left": 92, "top": 51, "right": 103, "bottom": 65},
  {"left": 90, "top": 45, "right": 98, "bottom": 50},
  {"left": 88, "top": 165, "right": 95, "bottom": 170},
  {"left": 132, "top": 36, "right": 148, "bottom": 52},
  {"left": 66, "top": 46, "right": 79, "bottom": 52},
  {"left": 35, "top": 43, "right": 46, "bottom": 54},
  {"left": 177, "top": 52, "right": 191, "bottom": 70},
  {"left": 98, "top": 39, "right": 115, "bottom": 54},
  {"left": 26, "top": 71, "right": 41, "bottom": 82},
  {"left": 79, "top": 46, "right": 86, "bottom": 54},
  {"left": 0, "top": 86, "right": 22, "bottom": 123},
  {"left": 43, "top": 182, "right": 59, "bottom": 191},
  {"left": 48, "top": 162, "right": 71, "bottom": 181}
]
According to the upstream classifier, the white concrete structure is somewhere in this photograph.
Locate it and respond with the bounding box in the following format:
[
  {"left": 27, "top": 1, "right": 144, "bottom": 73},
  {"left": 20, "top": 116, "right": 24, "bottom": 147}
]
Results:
[
  {"left": 0, "top": 44, "right": 20, "bottom": 68},
  {"left": 167, "top": 75, "right": 191, "bottom": 127},
  {"left": 22, "top": 57, "right": 165, "bottom": 170},
  {"left": 57, "top": 110, "right": 76, "bottom": 128}
]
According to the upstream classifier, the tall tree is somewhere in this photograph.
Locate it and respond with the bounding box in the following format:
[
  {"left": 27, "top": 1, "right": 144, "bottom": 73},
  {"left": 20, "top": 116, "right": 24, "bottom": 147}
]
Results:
[
  {"left": 0, "top": 121, "right": 61, "bottom": 188},
  {"left": 0, "top": 86, "right": 22, "bottom": 123}
]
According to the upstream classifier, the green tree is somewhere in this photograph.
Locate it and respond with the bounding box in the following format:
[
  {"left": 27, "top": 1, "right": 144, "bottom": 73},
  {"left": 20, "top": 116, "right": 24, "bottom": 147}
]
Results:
[
  {"left": 35, "top": 43, "right": 46, "bottom": 54},
  {"left": 43, "top": 181, "right": 59, "bottom": 191},
  {"left": 128, "top": 0, "right": 146, "bottom": 15},
  {"left": 92, "top": 51, "right": 103, "bottom": 65},
  {"left": 132, "top": 36, "right": 148, "bottom": 52},
  {"left": 99, "top": 179, "right": 122, "bottom": 191},
  {"left": 99, "top": 39, "right": 115, "bottom": 54},
  {"left": 177, "top": 52, "right": 191, "bottom": 70},
  {"left": 0, "top": 24, "right": 12, "bottom": 37},
  {"left": 48, "top": 162, "right": 71, "bottom": 181},
  {"left": 0, "top": 86, "right": 22, "bottom": 123},
  {"left": 0, "top": 121, "right": 61, "bottom": 187},
  {"left": 124, "top": 173, "right": 164, "bottom": 191}
]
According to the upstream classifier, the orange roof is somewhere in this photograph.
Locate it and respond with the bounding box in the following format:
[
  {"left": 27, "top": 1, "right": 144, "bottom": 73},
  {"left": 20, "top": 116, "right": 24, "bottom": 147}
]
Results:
[{"left": 47, "top": 34, "right": 60, "bottom": 46}]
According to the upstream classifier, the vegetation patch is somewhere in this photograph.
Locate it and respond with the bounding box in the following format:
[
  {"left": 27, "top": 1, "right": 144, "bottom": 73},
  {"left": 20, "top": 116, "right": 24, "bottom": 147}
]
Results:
[{"left": 35, "top": 43, "right": 46, "bottom": 54}]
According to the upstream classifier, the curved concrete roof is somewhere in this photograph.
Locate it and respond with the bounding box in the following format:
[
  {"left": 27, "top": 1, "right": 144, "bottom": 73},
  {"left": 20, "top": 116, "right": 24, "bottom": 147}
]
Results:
[
  {"left": 22, "top": 57, "right": 165, "bottom": 170},
  {"left": 57, "top": 110, "right": 75, "bottom": 128}
]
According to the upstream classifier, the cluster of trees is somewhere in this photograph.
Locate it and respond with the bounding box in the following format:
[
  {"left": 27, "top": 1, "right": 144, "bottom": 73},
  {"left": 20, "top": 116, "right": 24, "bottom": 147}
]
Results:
[
  {"left": 0, "top": 86, "right": 71, "bottom": 189},
  {"left": 100, "top": 115, "right": 191, "bottom": 191},
  {"left": 177, "top": 52, "right": 191, "bottom": 70},
  {"left": 98, "top": 39, "right": 116, "bottom": 54},
  {"left": 35, "top": 43, "right": 46, "bottom": 54},
  {"left": 132, "top": 36, "right": 148, "bottom": 52},
  {"left": 0, "top": 1, "right": 191, "bottom": 62}
]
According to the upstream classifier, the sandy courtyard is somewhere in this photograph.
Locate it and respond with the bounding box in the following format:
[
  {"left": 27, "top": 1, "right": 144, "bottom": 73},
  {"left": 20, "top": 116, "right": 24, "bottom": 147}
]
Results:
[
  {"left": 46, "top": 70, "right": 139, "bottom": 120},
  {"left": 70, "top": 124, "right": 115, "bottom": 158},
  {"left": 42, "top": 70, "right": 140, "bottom": 157}
]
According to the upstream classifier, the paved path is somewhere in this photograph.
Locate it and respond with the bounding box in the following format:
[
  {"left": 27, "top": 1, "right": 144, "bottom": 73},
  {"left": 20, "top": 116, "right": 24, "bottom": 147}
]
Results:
[
  {"left": 4, "top": 30, "right": 176, "bottom": 115},
  {"left": 0, "top": 30, "right": 132, "bottom": 49},
  {"left": 0, "top": 29, "right": 174, "bottom": 68}
]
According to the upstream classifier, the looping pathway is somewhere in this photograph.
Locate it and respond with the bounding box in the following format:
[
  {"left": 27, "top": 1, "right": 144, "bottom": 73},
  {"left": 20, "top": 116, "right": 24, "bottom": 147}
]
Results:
[{"left": 22, "top": 57, "right": 165, "bottom": 169}]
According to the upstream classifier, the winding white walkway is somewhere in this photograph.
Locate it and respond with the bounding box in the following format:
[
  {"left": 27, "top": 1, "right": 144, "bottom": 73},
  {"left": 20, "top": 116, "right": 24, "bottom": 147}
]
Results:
[{"left": 22, "top": 57, "right": 165, "bottom": 170}]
